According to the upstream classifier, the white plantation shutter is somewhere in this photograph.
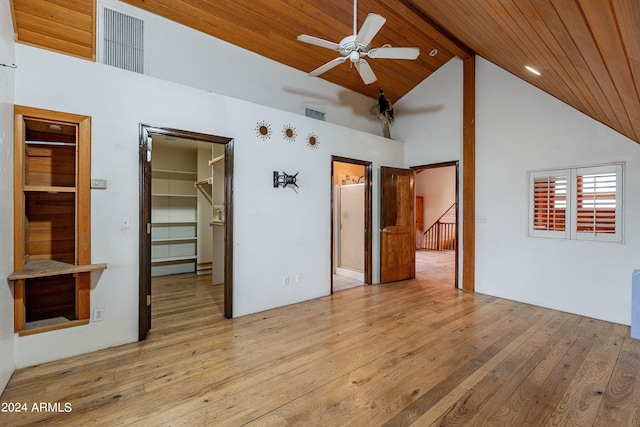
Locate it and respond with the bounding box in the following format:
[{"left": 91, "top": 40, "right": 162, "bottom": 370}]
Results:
[
  {"left": 572, "top": 164, "right": 622, "bottom": 242},
  {"left": 529, "top": 170, "right": 569, "bottom": 238},
  {"left": 529, "top": 164, "right": 623, "bottom": 243}
]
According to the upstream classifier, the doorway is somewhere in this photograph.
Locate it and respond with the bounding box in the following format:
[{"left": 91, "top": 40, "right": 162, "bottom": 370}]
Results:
[
  {"left": 331, "top": 156, "right": 372, "bottom": 292},
  {"left": 412, "top": 161, "right": 459, "bottom": 288},
  {"left": 139, "top": 125, "right": 233, "bottom": 340}
]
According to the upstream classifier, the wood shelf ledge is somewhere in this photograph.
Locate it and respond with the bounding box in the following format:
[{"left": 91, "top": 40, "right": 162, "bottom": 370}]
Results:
[
  {"left": 19, "top": 318, "right": 90, "bottom": 337},
  {"left": 8, "top": 260, "right": 107, "bottom": 281}
]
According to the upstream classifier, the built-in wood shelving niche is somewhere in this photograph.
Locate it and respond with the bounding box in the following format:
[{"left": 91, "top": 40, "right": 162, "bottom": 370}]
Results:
[{"left": 9, "top": 106, "right": 106, "bottom": 336}]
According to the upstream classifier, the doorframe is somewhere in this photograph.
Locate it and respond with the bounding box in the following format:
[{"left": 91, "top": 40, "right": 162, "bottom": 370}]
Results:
[
  {"left": 138, "top": 124, "right": 234, "bottom": 341},
  {"left": 331, "top": 156, "right": 373, "bottom": 292},
  {"left": 410, "top": 160, "right": 460, "bottom": 289}
]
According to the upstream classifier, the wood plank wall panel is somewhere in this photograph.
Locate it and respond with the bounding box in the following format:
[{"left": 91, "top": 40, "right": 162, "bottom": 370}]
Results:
[
  {"left": 24, "top": 145, "right": 76, "bottom": 187},
  {"left": 410, "top": 0, "right": 640, "bottom": 144},
  {"left": 25, "top": 192, "right": 76, "bottom": 263},
  {"left": 25, "top": 274, "right": 76, "bottom": 322},
  {"left": 11, "top": 0, "right": 95, "bottom": 60}
]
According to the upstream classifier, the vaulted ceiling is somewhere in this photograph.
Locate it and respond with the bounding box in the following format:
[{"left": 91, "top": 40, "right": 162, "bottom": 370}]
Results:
[{"left": 9, "top": 0, "right": 640, "bottom": 144}]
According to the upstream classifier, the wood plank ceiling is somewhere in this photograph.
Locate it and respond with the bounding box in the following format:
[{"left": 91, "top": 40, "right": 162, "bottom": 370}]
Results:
[
  {"left": 9, "top": 1, "right": 640, "bottom": 145},
  {"left": 10, "top": 0, "right": 95, "bottom": 60}
]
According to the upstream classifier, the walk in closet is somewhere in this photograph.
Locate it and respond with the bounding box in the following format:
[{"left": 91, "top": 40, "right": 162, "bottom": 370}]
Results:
[{"left": 151, "top": 136, "right": 224, "bottom": 280}]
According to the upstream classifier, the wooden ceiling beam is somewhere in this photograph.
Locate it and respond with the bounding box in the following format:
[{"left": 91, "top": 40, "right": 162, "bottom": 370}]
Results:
[{"left": 399, "top": 0, "right": 473, "bottom": 60}]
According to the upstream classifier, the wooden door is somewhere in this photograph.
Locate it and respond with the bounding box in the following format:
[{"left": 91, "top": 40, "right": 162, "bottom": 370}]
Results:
[{"left": 380, "top": 166, "right": 415, "bottom": 283}]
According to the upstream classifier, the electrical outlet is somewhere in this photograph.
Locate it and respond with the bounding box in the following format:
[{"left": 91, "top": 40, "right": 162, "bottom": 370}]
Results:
[
  {"left": 295, "top": 274, "right": 302, "bottom": 283},
  {"left": 93, "top": 308, "right": 104, "bottom": 322},
  {"left": 283, "top": 276, "right": 290, "bottom": 286}
]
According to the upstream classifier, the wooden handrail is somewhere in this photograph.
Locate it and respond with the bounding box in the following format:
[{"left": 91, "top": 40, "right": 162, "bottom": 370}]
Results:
[{"left": 421, "top": 203, "right": 456, "bottom": 251}]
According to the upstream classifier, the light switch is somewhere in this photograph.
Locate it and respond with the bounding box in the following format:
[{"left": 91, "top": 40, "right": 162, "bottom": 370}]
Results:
[{"left": 91, "top": 178, "right": 107, "bottom": 189}]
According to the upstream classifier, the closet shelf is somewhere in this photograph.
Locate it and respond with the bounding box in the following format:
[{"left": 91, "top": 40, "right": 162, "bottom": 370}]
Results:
[
  {"left": 152, "top": 169, "right": 198, "bottom": 176},
  {"left": 210, "top": 220, "right": 225, "bottom": 226},
  {"left": 152, "top": 237, "right": 198, "bottom": 243},
  {"left": 152, "top": 255, "right": 197, "bottom": 264},
  {"left": 152, "top": 221, "right": 197, "bottom": 226},
  {"left": 151, "top": 193, "right": 197, "bottom": 198},
  {"left": 24, "top": 185, "right": 76, "bottom": 193}
]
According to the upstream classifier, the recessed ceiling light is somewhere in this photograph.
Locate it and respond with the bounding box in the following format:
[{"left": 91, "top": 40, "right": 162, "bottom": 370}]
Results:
[
  {"left": 525, "top": 66, "right": 541, "bottom": 76},
  {"left": 429, "top": 49, "right": 438, "bottom": 57},
  {"left": 49, "top": 124, "right": 62, "bottom": 131}
]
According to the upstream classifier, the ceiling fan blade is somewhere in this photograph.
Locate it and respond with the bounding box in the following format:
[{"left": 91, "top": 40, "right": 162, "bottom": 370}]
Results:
[
  {"left": 297, "top": 34, "right": 340, "bottom": 51},
  {"left": 355, "top": 59, "right": 377, "bottom": 84},
  {"left": 355, "top": 13, "right": 386, "bottom": 47},
  {"left": 367, "top": 47, "right": 420, "bottom": 60},
  {"left": 309, "top": 56, "right": 348, "bottom": 77}
]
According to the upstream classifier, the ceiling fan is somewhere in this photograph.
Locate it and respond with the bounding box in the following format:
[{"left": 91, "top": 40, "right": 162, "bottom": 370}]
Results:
[{"left": 297, "top": 0, "right": 420, "bottom": 84}]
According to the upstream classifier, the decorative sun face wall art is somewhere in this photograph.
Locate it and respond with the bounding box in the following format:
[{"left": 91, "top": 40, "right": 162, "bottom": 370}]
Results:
[
  {"left": 306, "top": 132, "right": 319, "bottom": 150},
  {"left": 255, "top": 120, "right": 272, "bottom": 140},
  {"left": 282, "top": 124, "right": 297, "bottom": 142}
]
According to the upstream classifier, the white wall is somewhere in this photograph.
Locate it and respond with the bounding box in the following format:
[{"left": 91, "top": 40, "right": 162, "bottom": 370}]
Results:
[
  {"left": 13, "top": 44, "right": 403, "bottom": 367},
  {"left": 395, "top": 58, "right": 463, "bottom": 166},
  {"left": 475, "top": 58, "right": 640, "bottom": 325},
  {"left": 397, "top": 55, "right": 640, "bottom": 325},
  {"left": 0, "top": 0, "right": 16, "bottom": 393},
  {"left": 97, "top": 0, "right": 380, "bottom": 136},
  {"left": 415, "top": 166, "right": 456, "bottom": 230}
]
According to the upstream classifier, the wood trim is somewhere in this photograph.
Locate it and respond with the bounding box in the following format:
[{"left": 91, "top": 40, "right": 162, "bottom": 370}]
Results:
[
  {"left": 90, "top": 0, "right": 96, "bottom": 61},
  {"left": 18, "top": 319, "right": 89, "bottom": 337},
  {"left": 13, "top": 279, "right": 25, "bottom": 333},
  {"left": 9, "top": 0, "right": 18, "bottom": 41},
  {"left": 76, "top": 115, "right": 91, "bottom": 265},
  {"left": 14, "top": 107, "right": 26, "bottom": 272},
  {"left": 462, "top": 55, "right": 476, "bottom": 292},
  {"left": 399, "top": 0, "right": 474, "bottom": 60},
  {"left": 223, "top": 139, "right": 234, "bottom": 318},
  {"left": 76, "top": 272, "right": 91, "bottom": 321},
  {"left": 8, "top": 261, "right": 107, "bottom": 281},
  {"left": 138, "top": 125, "right": 152, "bottom": 341},
  {"left": 330, "top": 156, "right": 373, "bottom": 291}
]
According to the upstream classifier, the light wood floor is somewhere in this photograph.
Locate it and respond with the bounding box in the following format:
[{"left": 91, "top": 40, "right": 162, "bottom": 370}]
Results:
[{"left": 2, "top": 265, "right": 639, "bottom": 426}]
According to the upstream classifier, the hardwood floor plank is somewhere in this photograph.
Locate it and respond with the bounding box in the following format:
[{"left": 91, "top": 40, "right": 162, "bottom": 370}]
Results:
[
  {"left": 546, "top": 323, "right": 626, "bottom": 426},
  {"left": 593, "top": 330, "right": 640, "bottom": 426},
  {"left": 420, "top": 310, "right": 578, "bottom": 426},
  {"left": 0, "top": 254, "right": 634, "bottom": 426},
  {"left": 486, "top": 316, "right": 609, "bottom": 426}
]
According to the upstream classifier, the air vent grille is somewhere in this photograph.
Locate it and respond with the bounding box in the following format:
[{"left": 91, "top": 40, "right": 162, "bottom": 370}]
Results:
[
  {"left": 102, "top": 8, "right": 144, "bottom": 74},
  {"left": 305, "top": 108, "right": 326, "bottom": 121}
]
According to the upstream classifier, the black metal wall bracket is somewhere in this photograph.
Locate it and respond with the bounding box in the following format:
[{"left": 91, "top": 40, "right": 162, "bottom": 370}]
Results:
[{"left": 273, "top": 171, "right": 299, "bottom": 189}]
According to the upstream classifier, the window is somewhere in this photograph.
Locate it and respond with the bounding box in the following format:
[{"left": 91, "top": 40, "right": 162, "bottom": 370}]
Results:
[{"left": 528, "top": 164, "right": 623, "bottom": 242}]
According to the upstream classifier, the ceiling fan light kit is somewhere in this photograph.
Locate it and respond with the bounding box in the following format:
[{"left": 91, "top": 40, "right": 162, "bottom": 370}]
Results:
[{"left": 297, "top": 0, "right": 420, "bottom": 85}]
